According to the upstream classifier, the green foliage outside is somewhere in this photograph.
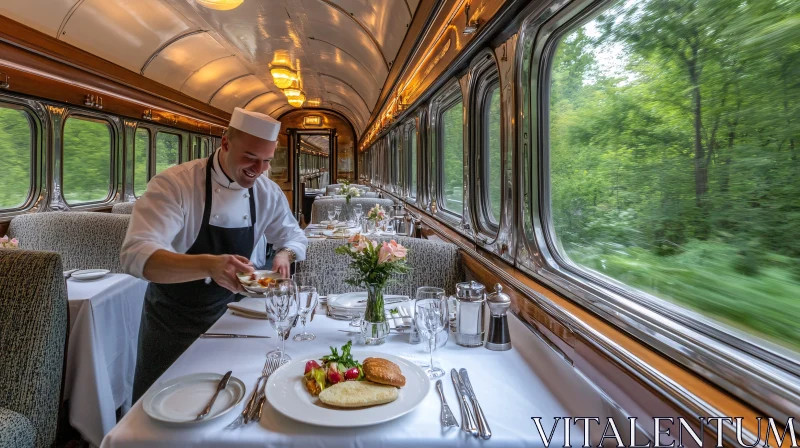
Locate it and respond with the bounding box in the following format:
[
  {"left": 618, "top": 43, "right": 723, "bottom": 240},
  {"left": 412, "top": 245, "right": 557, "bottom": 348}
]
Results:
[
  {"left": 0, "top": 107, "right": 32, "bottom": 209},
  {"left": 63, "top": 118, "right": 111, "bottom": 204},
  {"left": 550, "top": 0, "right": 800, "bottom": 350},
  {"left": 487, "top": 87, "right": 502, "bottom": 221},
  {"left": 134, "top": 128, "right": 149, "bottom": 197},
  {"left": 442, "top": 100, "right": 463, "bottom": 213},
  {"left": 155, "top": 132, "right": 179, "bottom": 175}
]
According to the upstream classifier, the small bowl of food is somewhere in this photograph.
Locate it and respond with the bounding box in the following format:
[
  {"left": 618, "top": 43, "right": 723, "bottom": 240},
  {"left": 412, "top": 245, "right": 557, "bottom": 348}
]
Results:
[{"left": 237, "top": 270, "right": 281, "bottom": 293}]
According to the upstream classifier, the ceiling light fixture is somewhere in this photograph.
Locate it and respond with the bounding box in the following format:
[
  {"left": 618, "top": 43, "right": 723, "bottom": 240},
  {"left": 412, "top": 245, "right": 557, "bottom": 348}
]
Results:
[
  {"left": 270, "top": 66, "right": 297, "bottom": 89},
  {"left": 283, "top": 87, "right": 303, "bottom": 98},
  {"left": 463, "top": 2, "right": 479, "bottom": 35},
  {"left": 287, "top": 93, "right": 306, "bottom": 108},
  {"left": 196, "top": 0, "right": 244, "bottom": 11}
]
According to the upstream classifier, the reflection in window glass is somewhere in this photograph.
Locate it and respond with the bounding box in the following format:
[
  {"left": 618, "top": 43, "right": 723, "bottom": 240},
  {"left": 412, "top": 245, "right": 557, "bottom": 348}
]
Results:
[
  {"left": 155, "top": 132, "right": 180, "bottom": 174},
  {"left": 549, "top": 0, "right": 800, "bottom": 351},
  {"left": 0, "top": 107, "right": 33, "bottom": 209},
  {"left": 410, "top": 127, "right": 417, "bottom": 198},
  {"left": 441, "top": 100, "right": 463, "bottom": 214},
  {"left": 486, "top": 86, "right": 502, "bottom": 223},
  {"left": 63, "top": 117, "right": 111, "bottom": 204},
  {"left": 134, "top": 128, "right": 150, "bottom": 197}
]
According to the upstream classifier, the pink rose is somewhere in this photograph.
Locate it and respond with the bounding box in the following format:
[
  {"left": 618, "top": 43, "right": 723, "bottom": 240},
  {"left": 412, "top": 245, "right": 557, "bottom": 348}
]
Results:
[{"left": 348, "top": 234, "right": 361, "bottom": 243}]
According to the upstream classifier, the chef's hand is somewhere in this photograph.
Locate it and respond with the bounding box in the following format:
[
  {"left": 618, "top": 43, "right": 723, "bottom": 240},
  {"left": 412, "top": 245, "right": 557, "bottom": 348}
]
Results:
[
  {"left": 208, "top": 254, "right": 253, "bottom": 293},
  {"left": 272, "top": 251, "right": 292, "bottom": 279}
]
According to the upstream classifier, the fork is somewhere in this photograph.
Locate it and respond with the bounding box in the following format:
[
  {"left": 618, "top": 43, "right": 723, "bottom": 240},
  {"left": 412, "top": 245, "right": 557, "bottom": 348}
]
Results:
[
  {"left": 436, "top": 379, "right": 459, "bottom": 428},
  {"left": 226, "top": 357, "right": 272, "bottom": 429},
  {"left": 248, "top": 358, "right": 283, "bottom": 423}
]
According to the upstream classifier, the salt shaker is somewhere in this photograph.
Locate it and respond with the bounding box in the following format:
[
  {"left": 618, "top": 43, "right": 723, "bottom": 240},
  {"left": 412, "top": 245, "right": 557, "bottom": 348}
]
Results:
[
  {"left": 451, "top": 281, "right": 486, "bottom": 347},
  {"left": 485, "top": 284, "right": 512, "bottom": 351}
]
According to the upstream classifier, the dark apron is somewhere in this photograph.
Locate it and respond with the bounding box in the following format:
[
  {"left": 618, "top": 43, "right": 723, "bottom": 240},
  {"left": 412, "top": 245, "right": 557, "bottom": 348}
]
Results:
[{"left": 132, "top": 151, "right": 256, "bottom": 402}]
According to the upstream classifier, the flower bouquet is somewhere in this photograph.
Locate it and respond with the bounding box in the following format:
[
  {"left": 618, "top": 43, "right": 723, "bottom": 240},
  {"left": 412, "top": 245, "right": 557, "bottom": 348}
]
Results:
[
  {"left": 335, "top": 235, "right": 410, "bottom": 344},
  {"left": 340, "top": 185, "right": 361, "bottom": 204},
  {"left": 0, "top": 236, "right": 19, "bottom": 249},
  {"left": 366, "top": 204, "right": 386, "bottom": 223}
]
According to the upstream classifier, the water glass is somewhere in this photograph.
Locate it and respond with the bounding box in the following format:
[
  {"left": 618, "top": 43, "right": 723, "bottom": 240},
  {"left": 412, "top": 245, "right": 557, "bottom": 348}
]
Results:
[
  {"left": 415, "top": 287, "right": 447, "bottom": 378},
  {"left": 354, "top": 204, "right": 363, "bottom": 226},
  {"left": 327, "top": 209, "right": 336, "bottom": 222},
  {"left": 264, "top": 279, "right": 299, "bottom": 363},
  {"left": 293, "top": 286, "right": 319, "bottom": 341},
  {"left": 334, "top": 205, "right": 342, "bottom": 222}
]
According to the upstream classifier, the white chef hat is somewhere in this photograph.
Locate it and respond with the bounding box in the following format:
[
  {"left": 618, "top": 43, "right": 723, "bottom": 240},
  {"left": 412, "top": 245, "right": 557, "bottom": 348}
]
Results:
[{"left": 228, "top": 107, "right": 281, "bottom": 141}]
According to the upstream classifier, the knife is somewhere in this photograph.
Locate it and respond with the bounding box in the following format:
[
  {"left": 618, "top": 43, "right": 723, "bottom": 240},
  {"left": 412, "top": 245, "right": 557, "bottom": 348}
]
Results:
[
  {"left": 200, "top": 333, "right": 271, "bottom": 338},
  {"left": 451, "top": 368, "right": 478, "bottom": 436},
  {"left": 459, "top": 368, "right": 491, "bottom": 439},
  {"left": 196, "top": 371, "right": 231, "bottom": 420}
]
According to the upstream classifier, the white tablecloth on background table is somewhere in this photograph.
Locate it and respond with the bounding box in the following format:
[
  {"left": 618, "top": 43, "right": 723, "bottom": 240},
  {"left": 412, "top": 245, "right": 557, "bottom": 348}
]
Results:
[
  {"left": 66, "top": 274, "right": 148, "bottom": 447},
  {"left": 101, "top": 298, "right": 620, "bottom": 448}
]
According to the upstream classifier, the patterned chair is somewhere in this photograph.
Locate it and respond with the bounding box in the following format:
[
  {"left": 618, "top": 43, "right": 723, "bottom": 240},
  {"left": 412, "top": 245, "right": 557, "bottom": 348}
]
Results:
[
  {"left": 309, "top": 198, "right": 394, "bottom": 224},
  {"left": 8, "top": 212, "right": 130, "bottom": 272},
  {"left": 0, "top": 250, "right": 68, "bottom": 448},
  {"left": 111, "top": 202, "right": 136, "bottom": 214},
  {"left": 295, "top": 236, "right": 464, "bottom": 296}
]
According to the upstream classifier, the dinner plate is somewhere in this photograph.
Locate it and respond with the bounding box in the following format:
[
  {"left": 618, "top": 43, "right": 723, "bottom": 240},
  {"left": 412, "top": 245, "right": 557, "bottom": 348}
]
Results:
[
  {"left": 70, "top": 269, "right": 110, "bottom": 280},
  {"left": 266, "top": 351, "right": 430, "bottom": 428},
  {"left": 142, "top": 373, "right": 246, "bottom": 425},
  {"left": 318, "top": 220, "right": 349, "bottom": 228}
]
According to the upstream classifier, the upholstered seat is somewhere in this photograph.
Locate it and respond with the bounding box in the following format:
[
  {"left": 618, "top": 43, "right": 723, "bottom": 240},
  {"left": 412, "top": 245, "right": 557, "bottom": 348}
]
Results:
[
  {"left": 363, "top": 191, "right": 379, "bottom": 198},
  {"left": 295, "top": 236, "right": 464, "bottom": 296},
  {"left": 0, "top": 408, "right": 35, "bottom": 448},
  {"left": 309, "top": 198, "right": 394, "bottom": 224},
  {"left": 111, "top": 202, "right": 136, "bottom": 214},
  {"left": 325, "top": 184, "right": 342, "bottom": 196},
  {"left": 8, "top": 212, "right": 130, "bottom": 272},
  {"left": 0, "top": 250, "right": 68, "bottom": 448}
]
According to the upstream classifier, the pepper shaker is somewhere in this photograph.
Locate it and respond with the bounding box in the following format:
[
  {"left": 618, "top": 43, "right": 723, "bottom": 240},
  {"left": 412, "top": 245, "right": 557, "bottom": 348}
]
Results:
[{"left": 485, "top": 284, "right": 512, "bottom": 351}]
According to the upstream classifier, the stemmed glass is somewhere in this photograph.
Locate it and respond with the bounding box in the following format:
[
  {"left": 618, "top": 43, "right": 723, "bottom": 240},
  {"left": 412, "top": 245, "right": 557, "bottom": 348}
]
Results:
[
  {"left": 354, "top": 204, "right": 363, "bottom": 227},
  {"left": 415, "top": 287, "right": 447, "bottom": 378},
  {"left": 264, "top": 279, "right": 299, "bottom": 364},
  {"left": 293, "top": 286, "right": 319, "bottom": 341},
  {"left": 334, "top": 205, "right": 342, "bottom": 222},
  {"left": 327, "top": 209, "right": 336, "bottom": 223}
]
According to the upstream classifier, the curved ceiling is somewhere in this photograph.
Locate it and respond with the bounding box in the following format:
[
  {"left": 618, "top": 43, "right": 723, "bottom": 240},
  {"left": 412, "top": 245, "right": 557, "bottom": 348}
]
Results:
[{"left": 0, "top": 0, "right": 420, "bottom": 137}]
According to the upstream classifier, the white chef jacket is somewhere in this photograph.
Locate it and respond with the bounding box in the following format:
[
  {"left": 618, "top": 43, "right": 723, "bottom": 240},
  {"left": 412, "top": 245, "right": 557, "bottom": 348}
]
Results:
[{"left": 120, "top": 150, "right": 307, "bottom": 279}]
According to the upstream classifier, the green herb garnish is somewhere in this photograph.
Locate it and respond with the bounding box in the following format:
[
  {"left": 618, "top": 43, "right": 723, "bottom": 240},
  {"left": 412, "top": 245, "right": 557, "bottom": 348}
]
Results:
[{"left": 320, "top": 341, "right": 361, "bottom": 369}]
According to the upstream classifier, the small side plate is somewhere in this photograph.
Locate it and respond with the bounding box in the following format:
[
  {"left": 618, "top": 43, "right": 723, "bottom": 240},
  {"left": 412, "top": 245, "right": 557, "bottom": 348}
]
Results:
[
  {"left": 70, "top": 269, "right": 110, "bottom": 280},
  {"left": 142, "top": 373, "right": 246, "bottom": 425}
]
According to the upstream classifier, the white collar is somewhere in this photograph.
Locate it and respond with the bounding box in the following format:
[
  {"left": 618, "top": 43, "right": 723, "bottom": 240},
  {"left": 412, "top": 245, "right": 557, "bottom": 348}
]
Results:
[{"left": 211, "top": 149, "right": 245, "bottom": 190}]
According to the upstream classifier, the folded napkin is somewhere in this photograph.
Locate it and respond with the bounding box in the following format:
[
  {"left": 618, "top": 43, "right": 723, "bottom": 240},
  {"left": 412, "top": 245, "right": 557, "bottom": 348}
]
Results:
[
  {"left": 385, "top": 303, "right": 412, "bottom": 330},
  {"left": 227, "top": 300, "right": 267, "bottom": 319}
]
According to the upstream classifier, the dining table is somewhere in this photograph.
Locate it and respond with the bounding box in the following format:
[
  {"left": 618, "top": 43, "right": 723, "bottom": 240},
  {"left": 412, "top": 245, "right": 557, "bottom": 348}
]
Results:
[
  {"left": 66, "top": 273, "right": 149, "bottom": 447},
  {"left": 99, "top": 296, "right": 619, "bottom": 448}
]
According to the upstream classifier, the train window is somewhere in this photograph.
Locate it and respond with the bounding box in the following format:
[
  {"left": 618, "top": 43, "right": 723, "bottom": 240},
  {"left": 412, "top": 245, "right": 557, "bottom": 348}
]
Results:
[
  {"left": 0, "top": 106, "right": 33, "bottom": 210},
  {"left": 63, "top": 117, "right": 112, "bottom": 204},
  {"left": 484, "top": 85, "right": 502, "bottom": 225},
  {"left": 409, "top": 125, "right": 418, "bottom": 199},
  {"left": 134, "top": 128, "right": 150, "bottom": 197},
  {"left": 155, "top": 132, "right": 180, "bottom": 174},
  {"left": 440, "top": 100, "right": 463, "bottom": 215},
  {"left": 547, "top": 0, "right": 800, "bottom": 353}
]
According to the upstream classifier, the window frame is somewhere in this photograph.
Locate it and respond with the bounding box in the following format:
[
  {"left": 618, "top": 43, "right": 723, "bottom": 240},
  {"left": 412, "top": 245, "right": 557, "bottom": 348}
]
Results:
[
  {"left": 518, "top": 0, "right": 800, "bottom": 422},
  {"left": 429, "top": 79, "right": 464, "bottom": 221},
  {"left": 0, "top": 99, "right": 41, "bottom": 215},
  {"left": 404, "top": 118, "right": 418, "bottom": 201},
  {"left": 61, "top": 113, "right": 116, "bottom": 206}
]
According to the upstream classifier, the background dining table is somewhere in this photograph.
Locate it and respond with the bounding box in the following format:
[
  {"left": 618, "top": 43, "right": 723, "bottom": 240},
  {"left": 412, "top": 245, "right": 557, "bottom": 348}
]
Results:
[
  {"left": 99, "top": 297, "right": 623, "bottom": 448},
  {"left": 66, "top": 273, "right": 148, "bottom": 447}
]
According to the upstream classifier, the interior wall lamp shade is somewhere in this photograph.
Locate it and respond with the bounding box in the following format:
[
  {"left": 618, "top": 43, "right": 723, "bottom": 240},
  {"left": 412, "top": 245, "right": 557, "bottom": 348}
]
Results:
[
  {"left": 283, "top": 87, "right": 303, "bottom": 98},
  {"left": 270, "top": 66, "right": 297, "bottom": 89},
  {"left": 196, "top": 0, "right": 244, "bottom": 10}
]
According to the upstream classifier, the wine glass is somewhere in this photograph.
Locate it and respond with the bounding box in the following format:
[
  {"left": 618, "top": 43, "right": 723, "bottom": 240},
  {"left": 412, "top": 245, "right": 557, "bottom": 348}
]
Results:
[
  {"left": 293, "top": 286, "right": 319, "bottom": 341},
  {"left": 415, "top": 287, "right": 447, "bottom": 378},
  {"left": 334, "top": 205, "right": 342, "bottom": 222},
  {"left": 327, "top": 208, "right": 336, "bottom": 223},
  {"left": 354, "top": 204, "right": 363, "bottom": 226},
  {"left": 264, "top": 279, "right": 299, "bottom": 364}
]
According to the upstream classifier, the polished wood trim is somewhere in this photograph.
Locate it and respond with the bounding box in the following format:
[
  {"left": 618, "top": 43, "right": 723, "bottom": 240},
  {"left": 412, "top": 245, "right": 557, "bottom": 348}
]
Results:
[
  {"left": 0, "top": 221, "right": 8, "bottom": 238},
  {"left": 0, "top": 16, "right": 230, "bottom": 131}
]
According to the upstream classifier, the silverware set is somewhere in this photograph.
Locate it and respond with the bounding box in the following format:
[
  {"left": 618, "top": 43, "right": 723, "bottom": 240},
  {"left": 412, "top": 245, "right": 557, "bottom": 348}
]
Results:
[
  {"left": 226, "top": 357, "right": 282, "bottom": 429},
  {"left": 436, "top": 368, "right": 491, "bottom": 439}
]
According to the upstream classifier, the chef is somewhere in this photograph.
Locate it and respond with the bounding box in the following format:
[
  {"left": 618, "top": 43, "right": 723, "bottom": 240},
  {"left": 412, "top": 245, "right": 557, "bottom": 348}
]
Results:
[{"left": 121, "top": 107, "right": 307, "bottom": 402}]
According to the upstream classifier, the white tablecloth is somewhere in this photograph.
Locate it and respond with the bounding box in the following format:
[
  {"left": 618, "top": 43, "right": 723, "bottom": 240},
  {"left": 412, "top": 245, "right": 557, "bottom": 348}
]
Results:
[
  {"left": 67, "top": 274, "right": 148, "bottom": 447},
  {"left": 101, "top": 298, "right": 620, "bottom": 448}
]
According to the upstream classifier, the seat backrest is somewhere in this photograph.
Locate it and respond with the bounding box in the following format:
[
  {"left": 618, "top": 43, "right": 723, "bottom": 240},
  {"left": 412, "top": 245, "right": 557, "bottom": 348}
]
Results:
[
  {"left": 0, "top": 249, "right": 68, "bottom": 448},
  {"left": 111, "top": 202, "right": 136, "bottom": 214},
  {"left": 325, "top": 184, "right": 342, "bottom": 196},
  {"left": 295, "top": 236, "right": 464, "bottom": 296},
  {"left": 363, "top": 192, "right": 379, "bottom": 198},
  {"left": 310, "top": 198, "right": 394, "bottom": 223},
  {"left": 8, "top": 212, "right": 131, "bottom": 272}
]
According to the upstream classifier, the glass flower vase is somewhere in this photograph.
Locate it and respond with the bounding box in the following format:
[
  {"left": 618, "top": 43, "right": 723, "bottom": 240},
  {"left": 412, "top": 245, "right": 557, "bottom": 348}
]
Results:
[{"left": 360, "top": 283, "right": 389, "bottom": 345}]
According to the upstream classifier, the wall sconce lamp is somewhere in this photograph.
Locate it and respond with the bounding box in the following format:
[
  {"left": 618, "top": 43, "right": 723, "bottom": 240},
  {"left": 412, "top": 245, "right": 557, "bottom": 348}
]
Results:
[
  {"left": 304, "top": 115, "right": 322, "bottom": 126},
  {"left": 463, "top": 3, "right": 479, "bottom": 35}
]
